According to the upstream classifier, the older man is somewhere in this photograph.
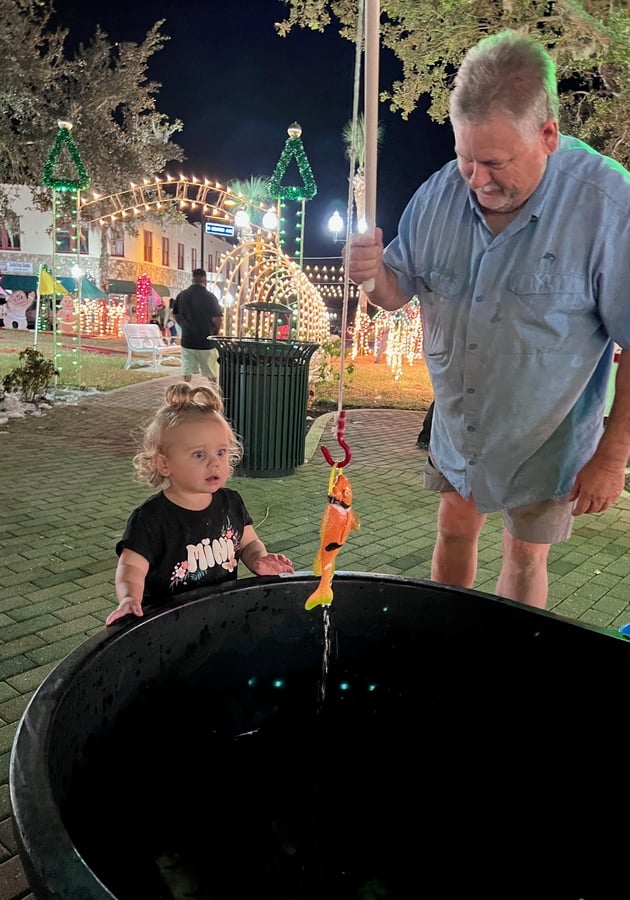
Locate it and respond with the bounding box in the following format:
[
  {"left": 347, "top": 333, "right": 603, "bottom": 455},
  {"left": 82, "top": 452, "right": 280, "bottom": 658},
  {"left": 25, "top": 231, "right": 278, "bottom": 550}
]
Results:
[{"left": 346, "top": 30, "right": 630, "bottom": 608}]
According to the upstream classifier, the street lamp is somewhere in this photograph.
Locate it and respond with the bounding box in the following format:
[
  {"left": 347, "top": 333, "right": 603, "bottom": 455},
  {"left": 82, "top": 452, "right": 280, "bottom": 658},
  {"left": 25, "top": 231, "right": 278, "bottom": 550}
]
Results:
[
  {"left": 234, "top": 208, "right": 250, "bottom": 234},
  {"left": 328, "top": 210, "right": 344, "bottom": 243},
  {"left": 71, "top": 263, "right": 84, "bottom": 300},
  {"left": 262, "top": 207, "right": 278, "bottom": 232}
]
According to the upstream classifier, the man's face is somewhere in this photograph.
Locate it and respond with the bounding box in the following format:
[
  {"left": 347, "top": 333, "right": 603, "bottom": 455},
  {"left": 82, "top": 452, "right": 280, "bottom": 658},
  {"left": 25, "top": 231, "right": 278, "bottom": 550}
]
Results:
[{"left": 453, "top": 115, "right": 558, "bottom": 214}]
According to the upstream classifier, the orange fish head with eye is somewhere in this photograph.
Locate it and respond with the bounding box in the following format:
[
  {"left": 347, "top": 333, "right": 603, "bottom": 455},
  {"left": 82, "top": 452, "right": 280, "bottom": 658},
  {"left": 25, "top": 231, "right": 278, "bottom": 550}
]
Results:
[{"left": 331, "top": 472, "right": 352, "bottom": 507}]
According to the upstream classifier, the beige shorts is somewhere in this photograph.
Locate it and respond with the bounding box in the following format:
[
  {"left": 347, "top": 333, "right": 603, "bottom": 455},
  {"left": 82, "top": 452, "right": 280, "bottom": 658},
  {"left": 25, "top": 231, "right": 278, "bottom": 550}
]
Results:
[
  {"left": 424, "top": 456, "right": 575, "bottom": 544},
  {"left": 181, "top": 347, "right": 219, "bottom": 380}
]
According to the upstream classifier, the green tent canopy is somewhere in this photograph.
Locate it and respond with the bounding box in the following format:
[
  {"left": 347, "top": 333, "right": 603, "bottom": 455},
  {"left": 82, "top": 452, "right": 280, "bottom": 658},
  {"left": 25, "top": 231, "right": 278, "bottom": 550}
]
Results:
[
  {"left": 1, "top": 274, "right": 107, "bottom": 297},
  {"left": 107, "top": 279, "right": 137, "bottom": 295},
  {"left": 80, "top": 278, "right": 107, "bottom": 299}
]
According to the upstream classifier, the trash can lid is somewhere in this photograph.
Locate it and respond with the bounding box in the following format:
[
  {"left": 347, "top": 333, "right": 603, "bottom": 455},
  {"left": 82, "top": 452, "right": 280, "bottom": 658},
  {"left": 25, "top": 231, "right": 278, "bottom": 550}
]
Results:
[{"left": 243, "top": 301, "right": 293, "bottom": 314}]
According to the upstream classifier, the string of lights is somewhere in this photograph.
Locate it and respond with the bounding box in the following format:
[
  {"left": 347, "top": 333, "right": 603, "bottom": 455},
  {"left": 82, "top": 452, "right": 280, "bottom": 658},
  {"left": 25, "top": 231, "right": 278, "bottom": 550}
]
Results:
[{"left": 42, "top": 120, "right": 88, "bottom": 384}]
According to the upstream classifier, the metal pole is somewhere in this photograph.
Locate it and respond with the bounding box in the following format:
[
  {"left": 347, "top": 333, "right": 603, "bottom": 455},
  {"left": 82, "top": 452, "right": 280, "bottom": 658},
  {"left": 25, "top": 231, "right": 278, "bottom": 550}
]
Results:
[{"left": 363, "top": 0, "right": 380, "bottom": 293}]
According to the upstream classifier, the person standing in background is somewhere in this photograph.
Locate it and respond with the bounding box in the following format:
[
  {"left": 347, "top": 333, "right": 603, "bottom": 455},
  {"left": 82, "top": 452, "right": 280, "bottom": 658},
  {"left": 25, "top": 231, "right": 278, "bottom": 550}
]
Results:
[
  {"left": 416, "top": 400, "right": 435, "bottom": 451},
  {"left": 162, "top": 298, "right": 180, "bottom": 345},
  {"left": 172, "top": 269, "right": 223, "bottom": 383}
]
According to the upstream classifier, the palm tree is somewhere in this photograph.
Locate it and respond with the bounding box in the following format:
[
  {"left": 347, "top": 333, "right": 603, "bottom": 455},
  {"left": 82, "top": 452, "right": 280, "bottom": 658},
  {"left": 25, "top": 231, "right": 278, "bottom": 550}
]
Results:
[
  {"left": 227, "top": 176, "right": 272, "bottom": 231},
  {"left": 342, "top": 113, "right": 384, "bottom": 226}
]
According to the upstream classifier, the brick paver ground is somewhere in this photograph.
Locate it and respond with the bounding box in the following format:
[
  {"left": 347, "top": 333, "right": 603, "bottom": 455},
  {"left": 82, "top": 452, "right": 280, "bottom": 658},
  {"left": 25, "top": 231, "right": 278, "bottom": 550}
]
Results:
[{"left": 2, "top": 373, "right": 630, "bottom": 897}]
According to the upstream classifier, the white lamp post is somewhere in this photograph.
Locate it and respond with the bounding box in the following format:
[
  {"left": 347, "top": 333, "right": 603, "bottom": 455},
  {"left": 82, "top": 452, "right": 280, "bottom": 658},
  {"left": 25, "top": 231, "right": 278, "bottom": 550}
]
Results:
[
  {"left": 234, "top": 208, "right": 250, "bottom": 234},
  {"left": 71, "top": 263, "right": 84, "bottom": 300},
  {"left": 328, "top": 210, "right": 344, "bottom": 243},
  {"left": 262, "top": 208, "right": 278, "bottom": 232}
]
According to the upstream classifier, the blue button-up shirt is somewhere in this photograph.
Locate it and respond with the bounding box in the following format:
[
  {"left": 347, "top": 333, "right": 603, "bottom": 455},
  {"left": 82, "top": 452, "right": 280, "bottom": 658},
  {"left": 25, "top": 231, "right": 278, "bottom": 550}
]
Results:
[{"left": 384, "top": 135, "right": 630, "bottom": 512}]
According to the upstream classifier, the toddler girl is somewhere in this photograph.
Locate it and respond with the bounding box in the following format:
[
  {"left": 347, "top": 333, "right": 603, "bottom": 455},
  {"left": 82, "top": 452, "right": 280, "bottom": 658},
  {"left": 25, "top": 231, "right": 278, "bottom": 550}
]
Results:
[{"left": 106, "top": 383, "right": 293, "bottom": 625}]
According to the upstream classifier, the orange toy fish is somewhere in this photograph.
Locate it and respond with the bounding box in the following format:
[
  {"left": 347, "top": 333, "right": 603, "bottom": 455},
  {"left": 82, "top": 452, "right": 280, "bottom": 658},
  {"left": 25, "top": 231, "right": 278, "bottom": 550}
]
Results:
[{"left": 305, "top": 467, "right": 360, "bottom": 611}]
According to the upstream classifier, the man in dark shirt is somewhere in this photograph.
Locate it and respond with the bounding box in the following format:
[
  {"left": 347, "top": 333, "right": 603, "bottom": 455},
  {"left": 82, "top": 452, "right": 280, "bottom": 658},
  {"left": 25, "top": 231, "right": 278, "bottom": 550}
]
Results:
[{"left": 172, "top": 269, "right": 223, "bottom": 383}]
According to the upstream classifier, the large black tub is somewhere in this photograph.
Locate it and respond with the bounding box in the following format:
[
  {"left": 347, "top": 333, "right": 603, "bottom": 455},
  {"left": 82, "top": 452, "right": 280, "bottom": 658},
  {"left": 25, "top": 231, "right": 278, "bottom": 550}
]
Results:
[{"left": 10, "top": 573, "right": 630, "bottom": 900}]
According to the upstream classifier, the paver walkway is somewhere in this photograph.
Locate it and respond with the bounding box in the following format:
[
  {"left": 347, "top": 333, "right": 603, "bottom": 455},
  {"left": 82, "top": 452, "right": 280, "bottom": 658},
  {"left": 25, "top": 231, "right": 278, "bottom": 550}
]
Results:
[{"left": 2, "top": 373, "right": 630, "bottom": 898}]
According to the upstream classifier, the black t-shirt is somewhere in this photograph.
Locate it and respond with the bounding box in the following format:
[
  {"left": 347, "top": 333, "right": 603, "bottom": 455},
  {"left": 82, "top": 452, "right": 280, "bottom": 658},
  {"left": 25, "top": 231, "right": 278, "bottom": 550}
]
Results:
[
  {"left": 116, "top": 489, "right": 253, "bottom": 605},
  {"left": 172, "top": 283, "right": 223, "bottom": 349}
]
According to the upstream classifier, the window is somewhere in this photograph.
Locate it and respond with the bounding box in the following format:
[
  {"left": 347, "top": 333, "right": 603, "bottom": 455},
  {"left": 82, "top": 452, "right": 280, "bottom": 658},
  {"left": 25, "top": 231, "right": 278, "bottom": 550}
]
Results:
[
  {"left": 143, "top": 230, "right": 153, "bottom": 263},
  {"left": 110, "top": 223, "right": 124, "bottom": 257},
  {"left": 162, "top": 237, "right": 170, "bottom": 267},
  {"left": 0, "top": 217, "right": 20, "bottom": 250},
  {"left": 55, "top": 222, "right": 89, "bottom": 254},
  {"left": 207, "top": 254, "right": 214, "bottom": 273},
  {"left": 177, "top": 243, "right": 184, "bottom": 270},
  {"left": 191, "top": 248, "right": 198, "bottom": 271}
]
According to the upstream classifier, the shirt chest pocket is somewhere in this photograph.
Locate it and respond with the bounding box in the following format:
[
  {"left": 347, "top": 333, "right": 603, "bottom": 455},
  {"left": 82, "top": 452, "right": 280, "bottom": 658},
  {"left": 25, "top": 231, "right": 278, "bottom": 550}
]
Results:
[
  {"left": 506, "top": 272, "right": 592, "bottom": 350},
  {"left": 419, "top": 268, "right": 464, "bottom": 302},
  {"left": 508, "top": 273, "right": 589, "bottom": 308},
  {"left": 418, "top": 268, "right": 465, "bottom": 357}
]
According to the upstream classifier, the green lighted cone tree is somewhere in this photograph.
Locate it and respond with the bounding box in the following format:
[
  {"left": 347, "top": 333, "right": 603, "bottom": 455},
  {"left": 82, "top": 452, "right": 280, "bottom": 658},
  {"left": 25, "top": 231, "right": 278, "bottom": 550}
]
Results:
[
  {"left": 42, "top": 125, "right": 90, "bottom": 192},
  {"left": 269, "top": 123, "right": 317, "bottom": 334},
  {"left": 269, "top": 122, "right": 317, "bottom": 202},
  {"left": 42, "top": 120, "right": 91, "bottom": 385}
]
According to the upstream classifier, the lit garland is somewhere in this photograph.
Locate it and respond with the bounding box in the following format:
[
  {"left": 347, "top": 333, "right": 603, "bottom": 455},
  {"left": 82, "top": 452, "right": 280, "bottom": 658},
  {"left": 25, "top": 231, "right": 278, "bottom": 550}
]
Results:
[
  {"left": 351, "top": 309, "right": 373, "bottom": 358},
  {"left": 370, "top": 301, "right": 424, "bottom": 380},
  {"left": 136, "top": 274, "right": 151, "bottom": 324},
  {"left": 40, "top": 121, "right": 88, "bottom": 386},
  {"left": 36, "top": 297, "right": 51, "bottom": 333},
  {"left": 79, "top": 299, "right": 126, "bottom": 337},
  {"left": 42, "top": 123, "right": 90, "bottom": 191},
  {"left": 54, "top": 189, "right": 79, "bottom": 253},
  {"left": 53, "top": 295, "right": 81, "bottom": 379},
  {"left": 269, "top": 123, "right": 317, "bottom": 201}
]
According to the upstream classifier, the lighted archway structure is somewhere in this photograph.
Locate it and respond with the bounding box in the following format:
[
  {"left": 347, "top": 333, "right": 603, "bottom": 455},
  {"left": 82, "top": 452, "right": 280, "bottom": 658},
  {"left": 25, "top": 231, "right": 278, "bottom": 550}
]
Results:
[
  {"left": 80, "top": 177, "right": 330, "bottom": 343},
  {"left": 79, "top": 176, "right": 268, "bottom": 228},
  {"left": 217, "top": 237, "right": 328, "bottom": 342}
]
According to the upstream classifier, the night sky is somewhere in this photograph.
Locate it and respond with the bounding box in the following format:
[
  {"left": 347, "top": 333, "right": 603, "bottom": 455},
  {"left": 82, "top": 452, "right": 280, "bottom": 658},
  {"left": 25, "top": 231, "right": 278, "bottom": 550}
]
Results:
[{"left": 52, "top": 0, "right": 455, "bottom": 259}]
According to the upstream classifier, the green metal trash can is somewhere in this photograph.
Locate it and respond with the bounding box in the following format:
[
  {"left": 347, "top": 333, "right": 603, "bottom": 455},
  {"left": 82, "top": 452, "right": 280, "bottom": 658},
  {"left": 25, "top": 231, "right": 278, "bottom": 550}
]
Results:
[{"left": 214, "top": 338, "right": 319, "bottom": 477}]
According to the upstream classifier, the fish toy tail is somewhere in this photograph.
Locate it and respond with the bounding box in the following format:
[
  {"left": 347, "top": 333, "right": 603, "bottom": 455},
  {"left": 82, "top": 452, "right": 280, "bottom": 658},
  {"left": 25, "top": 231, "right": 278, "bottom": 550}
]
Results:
[{"left": 304, "top": 583, "right": 334, "bottom": 610}]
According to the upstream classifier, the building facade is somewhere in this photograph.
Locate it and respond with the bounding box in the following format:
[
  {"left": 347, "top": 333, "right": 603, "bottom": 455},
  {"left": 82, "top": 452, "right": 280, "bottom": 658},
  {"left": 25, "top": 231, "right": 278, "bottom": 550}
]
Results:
[{"left": 0, "top": 184, "right": 233, "bottom": 301}]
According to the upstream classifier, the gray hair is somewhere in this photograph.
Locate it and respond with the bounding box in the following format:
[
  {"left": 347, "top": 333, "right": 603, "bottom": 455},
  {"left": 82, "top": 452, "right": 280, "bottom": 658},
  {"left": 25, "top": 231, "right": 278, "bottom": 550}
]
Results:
[{"left": 449, "top": 30, "right": 559, "bottom": 135}]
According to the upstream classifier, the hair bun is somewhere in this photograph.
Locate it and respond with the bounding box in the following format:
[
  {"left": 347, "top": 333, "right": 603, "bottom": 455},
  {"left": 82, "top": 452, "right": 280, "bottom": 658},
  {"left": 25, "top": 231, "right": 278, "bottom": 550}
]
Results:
[{"left": 163, "top": 383, "right": 224, "bottom": 414}]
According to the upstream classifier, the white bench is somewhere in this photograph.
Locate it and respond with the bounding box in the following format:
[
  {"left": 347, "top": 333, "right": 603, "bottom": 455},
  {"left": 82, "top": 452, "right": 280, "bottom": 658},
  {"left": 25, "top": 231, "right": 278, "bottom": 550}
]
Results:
[{"left": 122, "top": 323, "right": 182, "bottom": 370}]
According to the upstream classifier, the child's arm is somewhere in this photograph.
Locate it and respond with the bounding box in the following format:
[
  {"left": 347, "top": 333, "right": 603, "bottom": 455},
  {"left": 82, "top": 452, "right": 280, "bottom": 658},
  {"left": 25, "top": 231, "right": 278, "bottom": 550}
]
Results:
[
  {"left": 106, "top": 548, "right": 150, "bottom": 626},
  {"left": 240, "top": 524, "right": 294, "bottom": 576}
]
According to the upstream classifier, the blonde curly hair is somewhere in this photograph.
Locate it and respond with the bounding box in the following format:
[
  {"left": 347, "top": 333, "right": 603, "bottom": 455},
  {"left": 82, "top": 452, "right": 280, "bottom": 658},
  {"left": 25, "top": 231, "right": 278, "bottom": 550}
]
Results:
[{"left": 134, "top": 383, "right": 243, "bottom": 488}]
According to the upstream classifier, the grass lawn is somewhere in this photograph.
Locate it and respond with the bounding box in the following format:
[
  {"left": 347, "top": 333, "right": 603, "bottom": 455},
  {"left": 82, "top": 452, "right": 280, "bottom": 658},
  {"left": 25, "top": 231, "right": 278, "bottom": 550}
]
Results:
[
  {"left": 0, "top": 328, "right": 434, "bottom": 411},
  {"left": 0, "top": 329, "right": 184, "bottom": 392}
]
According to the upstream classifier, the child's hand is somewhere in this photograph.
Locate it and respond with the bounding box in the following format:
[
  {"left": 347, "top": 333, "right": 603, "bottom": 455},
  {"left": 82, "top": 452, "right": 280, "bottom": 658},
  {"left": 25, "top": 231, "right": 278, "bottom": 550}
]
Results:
[
  {"left": 251, "top": 553, "right": 294, "bottom": 576},
  {"left": 106, "top": 596, "right": 143, "bottom": 626}
]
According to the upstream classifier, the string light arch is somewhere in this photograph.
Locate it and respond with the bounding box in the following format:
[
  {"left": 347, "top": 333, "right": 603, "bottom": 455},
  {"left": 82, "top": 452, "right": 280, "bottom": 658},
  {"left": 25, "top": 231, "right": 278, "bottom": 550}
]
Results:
[
  {"left": 215, "top": 237, "right": 329, "bottom": 343},
  {"left": 79, "top": 176, "right": 274, "bottom": 229}
]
